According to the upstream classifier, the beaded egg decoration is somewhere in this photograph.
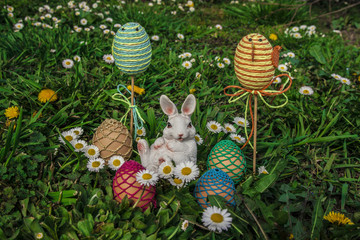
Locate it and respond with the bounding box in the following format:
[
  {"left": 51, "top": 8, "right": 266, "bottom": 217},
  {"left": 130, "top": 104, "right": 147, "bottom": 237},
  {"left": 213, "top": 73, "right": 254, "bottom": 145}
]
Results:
[
  {"left": 92, "top": 119, "right": 132, "bottom": 162},
  {"left": 113, "top": 160, "right": 156, "bottom": 211},
  {"left": 194, "top": 168, "right": 236, "bottom": 209},
  {"left": 234, "top": 33, "right": 282, "bottom": 90},
  {"left": 112, "top": 22, "right": 152, "bottom": 75},
  {"left": 207, "top": 140, "right": 246, "bottom": 184}
]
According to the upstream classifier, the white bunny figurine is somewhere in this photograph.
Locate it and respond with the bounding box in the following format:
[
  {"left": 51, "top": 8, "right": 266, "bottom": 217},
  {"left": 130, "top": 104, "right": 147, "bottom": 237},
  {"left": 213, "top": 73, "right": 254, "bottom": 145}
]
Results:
[{"left": 137, "top": 94, "right": 197, "bottom": 172}]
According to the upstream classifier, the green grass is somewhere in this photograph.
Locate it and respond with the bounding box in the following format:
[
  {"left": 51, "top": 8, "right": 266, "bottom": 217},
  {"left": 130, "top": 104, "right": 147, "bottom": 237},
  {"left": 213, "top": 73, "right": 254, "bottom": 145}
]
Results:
[{"left": 1, "top": 0, "right": 360, "bottom": 239}]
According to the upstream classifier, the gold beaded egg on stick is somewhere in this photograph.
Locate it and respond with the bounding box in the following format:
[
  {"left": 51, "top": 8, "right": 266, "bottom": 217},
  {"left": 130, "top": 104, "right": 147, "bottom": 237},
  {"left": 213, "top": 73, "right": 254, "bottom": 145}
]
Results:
[{"left": 224, "top": 33, "right": 293, "bottom": 174}]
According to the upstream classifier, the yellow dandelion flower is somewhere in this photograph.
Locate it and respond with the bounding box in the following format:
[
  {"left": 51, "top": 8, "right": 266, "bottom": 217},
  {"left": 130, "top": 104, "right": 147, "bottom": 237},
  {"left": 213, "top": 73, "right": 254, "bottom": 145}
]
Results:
[
  {"left": 4, "top": 106, "right": 19, "bottom": 119},
  {"left": 38, "top": 89, "right": 58, "bottom": 103},
  {"left": 269, "top": 33, "right": 278, "bottom": 41},
  {"left": 289, "top": 233, "right": 294, "bottom": 239},
  {"left": 127, "top": 85, "right": 145, "bottom": 95},
  {"left": 189, "top": 88, "right": 196, "bottom": 94},
  {"left": 323, "top": 211, "right": 354, "bottom": 225}
]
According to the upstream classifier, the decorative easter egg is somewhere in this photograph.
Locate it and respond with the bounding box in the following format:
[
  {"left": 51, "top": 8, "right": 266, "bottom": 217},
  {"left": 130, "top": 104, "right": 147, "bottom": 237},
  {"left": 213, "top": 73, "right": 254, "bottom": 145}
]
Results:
[
  {"left": 194, "top": 168, "right": 236, "bottom": 209},
  {"left": 113, "top": 160, "right": 156, "bottom": 211},
  {"left": 112, "top": 22, "right": 152, "bottom": 75},
  {"left": 234, "top": 33, "right": 282, "bottom": 90},
  {"left": 207, "top": 140, "right": 246, "bottom": 183},
  {"left": 92, "top": 119, "right": 132, "bottom": 162}
]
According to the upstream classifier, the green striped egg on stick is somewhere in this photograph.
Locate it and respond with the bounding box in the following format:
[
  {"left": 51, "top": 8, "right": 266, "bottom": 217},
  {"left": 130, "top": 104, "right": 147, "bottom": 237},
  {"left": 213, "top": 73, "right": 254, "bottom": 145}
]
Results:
[{"left": 112, "top": 22, "right": 152, "bottom": 135}]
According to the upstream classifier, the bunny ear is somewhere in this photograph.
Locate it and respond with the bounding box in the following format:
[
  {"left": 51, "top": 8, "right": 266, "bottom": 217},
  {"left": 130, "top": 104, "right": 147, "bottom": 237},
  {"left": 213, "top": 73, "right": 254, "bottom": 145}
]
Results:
[
  {"left": 160, "top": 95, "right": 178, "bottom": 116},
  {"left": 181, "top": 94, "right": 196, "bottom": 116}
]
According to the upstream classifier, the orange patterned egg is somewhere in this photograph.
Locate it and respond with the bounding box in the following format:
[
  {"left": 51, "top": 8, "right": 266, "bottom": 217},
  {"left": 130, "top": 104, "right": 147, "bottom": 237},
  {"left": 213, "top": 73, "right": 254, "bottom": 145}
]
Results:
[{"left": 234, "top": 33, "right": 281, "bottom": 90}]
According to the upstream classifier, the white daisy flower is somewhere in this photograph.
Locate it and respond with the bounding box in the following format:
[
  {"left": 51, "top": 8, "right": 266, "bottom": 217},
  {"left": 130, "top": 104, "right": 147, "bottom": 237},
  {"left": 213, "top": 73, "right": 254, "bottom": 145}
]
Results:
[
  {"left": 56, "top": 5, "right": 63, "bottom": 10},
  {"left": 230, "top": 134, "right": 245, "bottom": 144},
  {"left": 202, "top": 206, "right": 232, "bottom": 233},
  {"left": 300, "top": 25, "right": 307, "bottom": 30},
  {"left": 223, "top": 123, "right": 236, "bottom": 133},
  {"left": 178, "top": 54, "right": 186, "bottom": 59},
  {"left": 8, "top": 12, "right": 14, "bottom": 17},
  {"left": 99, "top": 24, "right": 107, "bottom": 29},
  {"left": 106, "top": 17, "right": 113, "bottom": 22},
  {"left": 136, "top": 169, "right": 159, "bottom": 186},
  {"left": 108, "top": 155, "right": 125, "bottom": 171},
  {"left": 75, "top": 27, "right": 82, "bottom": 33},
  {"left": 169, "top": 177, "right": 186, "bottom": 188},
  {"left": 35, "top": 232, "right": 44, "bottom": 239},
  {"left": 151, "top": 35, "right": 159, "bottom": 41},
  {"left": 194, "top": 134, "right": 203, "bottom": 145},
  {"left": 103, "top": 54, "right": 114, "bottom": 64},
  {"left": 215, "top": 24, "right": 223, "bottom": 30},
  {"left": 92, "top": 3, "right": 98, "bottom": 8},
  {"left": 293, "top": 33, "right": 302, "bottom": 39},
  {"left": 69, "top": 127, "right": 83, "bottom": 136},
  {"left": 223, "top": 58, "right": 231, "bottom": 65},
  {"left": 158, "top": 161, "right": 174, "bottom": 178},
  {"left": 80, "top": 18, "right": 87, "bottom": 25},
  {"left": 89, "top": 26, "right": 95, "bottom": 30},
  {"left": 52, "top": 17, "right": 58, "bottom": 22},
  {"left": 14, "top": 23, "right": 24, "bottom": 30},
  {"left": 136, "top": 127, "right": 146, "bottom": 137},
  {"left": 103, "top": 29, "right": 110, "bottom": 34},
  {"left": 233, "top": 117, "right": 249, "bottom": 127},
  {"left": 291, "top": 26, "right": 299, "bottom": 32},
  {"left": 174, "top": 161, "right": 199, "bottom": 183},
  {"left": 59, "top": 131, "right": 77, "bottom": 144},
  {"left": 181, "top": 220, "right": 189, "bottom": 231},
  {"left": 182, "top": 61, "right": 192, "bottom": 69},
  {"left": 287, "top": 52, "right": 295, "bottom": 58},
  {"left": 62, "top": 59, "right": 74, "bottom": 69},
  {"left": 273, "top": 77, "right": 281, "bottom": 84},
  {"left": 7, "top": 6, "right": 14, "bottom": 12},
  {"left": 195, "top": 72, "right": 201, "bottom": 79},
  {"left": 171, "top": 11, "right": 177, "bottom": 15},
  {"left": 50, "top": 49, "right": 56, "bottom": 53},
  {"left": 299, "top": 86, "right": 314, "bottom": 95},
  {"left": 332, "top": 74, "right": 341, "bottom": 80},
  {"left": 84, "top": 145, "right": 100, "bottom": 159},
  {"left": 277, "top": 64, "right": 288, "bottom": 72},
  {"left": 184, "top": 52, "right": 192, "bottom": 58},
  {"left": 111, "top": 31, "right": 116, "bottom": 36},
  {"left": 75, "top": 11, "right": 80, "bottom": 16},
  {"left": 206, "top": 121, "right": 222, "bottom": 133},
  {"left": 84, "top": 28, "right": 90, "bottom": 32},
  {"left": 190, "top": 58, "right": 196, "bottom": 63},
  {"left": 258, "top": 166, "right": 269, "bottom": 175},
  {"left": 340, "top": 78, "right": 351, "bottom": 85},
  {"left": 70, "top": 139, "right": 87, "bottom": 152},
  {"left": 114, "top": 23, "right": 121, "bottom": 28},
  {"left": 73, "top": 55, "right": 81, "bottom": 62},
  {"left": 217, "top": 62, "right": 225, "bottom": 68},
  {"left": 177, "top": 33, "right": 184, "bottom": 40},
  {"left": 214, "top": 56, "right": 220, "bottom": 61},
  {"left": 308, "top": 25, "right": 316, "bottom": 31},
  {"left": 87, "top": 158, "right": 105, "bottom": 172},
  {"left": 189, "top": 7, "right": 195, "bottom": 12},
  {"left": 135, "top": 137, "right": 141, "bottom": 142}
]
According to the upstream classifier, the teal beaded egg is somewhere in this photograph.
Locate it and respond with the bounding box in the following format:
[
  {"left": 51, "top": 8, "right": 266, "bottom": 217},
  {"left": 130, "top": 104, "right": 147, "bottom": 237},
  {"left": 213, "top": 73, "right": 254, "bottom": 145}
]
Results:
[{"left": 112, "top": 22, "right": 152, "bottom": 75}]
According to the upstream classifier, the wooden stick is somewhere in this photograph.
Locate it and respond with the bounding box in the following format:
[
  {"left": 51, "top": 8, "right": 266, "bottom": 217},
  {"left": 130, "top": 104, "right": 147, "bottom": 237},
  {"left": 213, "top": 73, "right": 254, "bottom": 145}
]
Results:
[
  {"left": 130, "top": 75, "right": 135, "bottom": 135},
  {"left": 253, "top": 94, "right": 258, "bottom": 175}
]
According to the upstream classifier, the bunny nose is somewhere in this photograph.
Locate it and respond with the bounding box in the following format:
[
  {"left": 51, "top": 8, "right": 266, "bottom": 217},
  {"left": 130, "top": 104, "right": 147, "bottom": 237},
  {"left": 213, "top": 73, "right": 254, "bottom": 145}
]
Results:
[{"left": 178, "top": 134, "right": 183, "bottom": 138}]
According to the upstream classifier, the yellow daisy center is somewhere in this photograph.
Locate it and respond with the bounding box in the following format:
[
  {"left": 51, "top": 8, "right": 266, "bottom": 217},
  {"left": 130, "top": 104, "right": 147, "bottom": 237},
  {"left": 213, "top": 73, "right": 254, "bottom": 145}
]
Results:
[
  {"left": 194, "top": 136, "right": 200, "bottom": 141},
  {"left": 107, "top": 57, "right": 112, "bottom": 60},
  {"left": 183, "top": 222, "right": 188, "bottom": 228},
  {"left": 92, "top": 161, "right": 100, "bottom": 168},
  {"left": 163, "top": 166, "right": 172, "bottom": 174},
  {"left": 234, "top": 137, "right": 240, "bottom": 141},
  {"left": 75, "top": 143, "right": 83, "bottom": 149},
  {"left": 226, "top": 127, "right": 232, "bottom": 131},
  {"left": 262, "top": 171, "right": 268, "bottom": 174},
  {"left": 113, "top": 159, "right": 121, "bottom": 166},
  {"left": 88, "top": 149, "right": 96, "bottom": 155},
  {"left": 137, "top": 129, "right": 143, "bottom": 135},
  {"left": 210, "top": 213, "right": 224, "bottom": 223},
  {"left": 74, "top": 130, "right": 80, "bottom": 135},
  {"left": 173, "top": 178, "right": 183, "bottom": 184},
  {"left": 185, "top": 63, "right": 189, "bottom": 67},
  {"left": 181, "top": 167, "right": 192, "bottom": 176},
  {"left": 142, "top": 173, "right": 152, "bottom": 180},
  {"left": 303, "top": 90, "right": 309, "bottom": 94},
  {"left": 238, "top": 121, "right": 244, "bottom": 125},
  {"left": 65, "top": 135, "right": 73, "bottom": 141},
  {"left": 66, "top": 61, "right": 71, "bottom": 65},
  {"left": 210, "top": 124, "right": 218, "bottom": 130}
]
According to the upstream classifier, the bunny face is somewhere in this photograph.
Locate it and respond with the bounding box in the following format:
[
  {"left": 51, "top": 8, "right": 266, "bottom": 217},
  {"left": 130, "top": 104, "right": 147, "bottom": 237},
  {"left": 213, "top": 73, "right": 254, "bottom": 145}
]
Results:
[
  {"left": 163, "top": 114, "right": 196, "bottom": 141},
  {"left": 160, "top": 94, "right": 196, "bottom": 141}
]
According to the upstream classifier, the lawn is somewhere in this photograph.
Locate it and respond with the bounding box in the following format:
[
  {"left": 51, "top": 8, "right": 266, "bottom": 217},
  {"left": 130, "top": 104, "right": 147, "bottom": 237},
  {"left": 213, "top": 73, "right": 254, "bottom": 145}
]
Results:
[{"left": 1, "top": 0, "right": 360, "bottom": 239}]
